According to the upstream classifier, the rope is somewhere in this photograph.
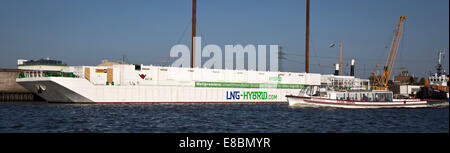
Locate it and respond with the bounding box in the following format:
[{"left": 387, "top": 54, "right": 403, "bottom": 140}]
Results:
[
  {"left": 310, "top": 38, "right": 322, "bottom": 73},
  {"left": 175, "top": 20, "right": 191, "bottom": 45}
]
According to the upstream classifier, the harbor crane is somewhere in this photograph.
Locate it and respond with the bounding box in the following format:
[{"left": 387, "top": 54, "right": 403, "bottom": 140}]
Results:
[{"left": 372, "top": 16, "right": 407, "bottom": 90}]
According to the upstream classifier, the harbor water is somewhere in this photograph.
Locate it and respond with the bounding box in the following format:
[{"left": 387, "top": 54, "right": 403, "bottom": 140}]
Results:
[{"left": 0, "top": 102, "right": 448, "bottom": 133}]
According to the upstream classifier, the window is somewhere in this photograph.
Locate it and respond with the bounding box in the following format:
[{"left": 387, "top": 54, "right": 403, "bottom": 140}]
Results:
[
  {"left": 375, "top": 93, "right": 387, "bottom": 101},
  {"left": 135, "top": 65, "right": 141, "bottom": 71},
  {"left": 386, "top": 93, "right": 393, "bottom": 101}
]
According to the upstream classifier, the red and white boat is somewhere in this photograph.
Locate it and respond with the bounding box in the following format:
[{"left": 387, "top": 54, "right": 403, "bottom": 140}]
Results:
[{"left": 286, "top": 86, "right": 428, "bottom": 108}]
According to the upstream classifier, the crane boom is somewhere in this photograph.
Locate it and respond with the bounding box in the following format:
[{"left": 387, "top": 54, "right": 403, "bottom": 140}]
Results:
[{"left": 373, "top": 16, "right": 406, "bottom": 90}]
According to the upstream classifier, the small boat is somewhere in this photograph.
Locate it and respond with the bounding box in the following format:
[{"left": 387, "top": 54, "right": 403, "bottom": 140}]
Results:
[{"left": 286, "top": 86, "right": 428, "bottom": 108}]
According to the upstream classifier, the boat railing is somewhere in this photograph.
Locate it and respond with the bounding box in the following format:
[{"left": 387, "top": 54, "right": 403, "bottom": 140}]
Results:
[{"left": 18, "top": 70, "right": 78, "bottom": 78}]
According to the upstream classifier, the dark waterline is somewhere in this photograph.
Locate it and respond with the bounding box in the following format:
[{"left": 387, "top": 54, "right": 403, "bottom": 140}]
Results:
[{"left": 0, "top": 102, "right": 448, "bottom": 133}]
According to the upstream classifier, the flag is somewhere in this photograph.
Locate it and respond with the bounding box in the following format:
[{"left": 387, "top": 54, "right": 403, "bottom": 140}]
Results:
[{"left": 329, "top": 43, "right": 335, "bottom": 48}]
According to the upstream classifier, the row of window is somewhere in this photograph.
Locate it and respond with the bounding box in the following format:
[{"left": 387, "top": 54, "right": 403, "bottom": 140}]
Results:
[{"left": 335, "top": 92, "right": 393, "bottom": 102}]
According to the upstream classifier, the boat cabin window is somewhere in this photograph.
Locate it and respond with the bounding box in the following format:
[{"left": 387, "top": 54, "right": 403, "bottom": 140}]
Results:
[
  {"left": 300, "top": 86, "right": 328, "bottom": 97},
  {"left": 361, "top": 93, "right": 373, "bottom": 101},
  {"left": 333, "top": 91, "right": 393, "bottom": 101},
  {"left": 349, "top": 93, "right": 356, "bottom": 101},
  {"left": 335, "top": 93, "right": 345, "bottom": 100},
  {"left": 374, "top": 92, "right": 393, "bottom": 101},
  {"left": 386, "top": 93, "right": 393, "bottom": 101},
  {"left": 374, "top": 93, "right": 384, "bottom": 101}
]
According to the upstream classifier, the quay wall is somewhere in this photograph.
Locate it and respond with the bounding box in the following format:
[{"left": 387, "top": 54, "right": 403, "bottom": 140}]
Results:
[{"left": 0, "top": 68, "right": 40, "bottom": 101}]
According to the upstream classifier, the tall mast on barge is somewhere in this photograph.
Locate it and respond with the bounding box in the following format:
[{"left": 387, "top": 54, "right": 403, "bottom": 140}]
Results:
[
  {"left": 191, "top": 0, "right": 197, "bottom": 68},
  {"left": 305, "top": 0, "right": 310, "bottom": 73}
]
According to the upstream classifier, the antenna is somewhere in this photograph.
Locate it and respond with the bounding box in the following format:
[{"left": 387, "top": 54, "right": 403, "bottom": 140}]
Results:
[
  {"left": 121, "top": 55, "right": 127, "bottom": 64},
  {"left": 278, "top": 46, "right": 287, "bottom": 72}
]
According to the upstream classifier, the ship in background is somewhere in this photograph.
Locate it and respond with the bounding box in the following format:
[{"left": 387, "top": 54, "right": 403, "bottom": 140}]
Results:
[
  {"left": 416, "top": 50, "right": 449, "bottom": 102},
  {"left": 17, "top": 58, "right": 67, "bottom": 72}
]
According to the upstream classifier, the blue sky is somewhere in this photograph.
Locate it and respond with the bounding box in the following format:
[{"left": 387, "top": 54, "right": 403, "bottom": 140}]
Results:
[{"left": 0, "top": 0, "right": 448, "bottom": 79}]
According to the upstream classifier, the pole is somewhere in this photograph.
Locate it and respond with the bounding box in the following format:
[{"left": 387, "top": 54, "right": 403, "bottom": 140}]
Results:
[
  {"left": 350, "top": 59, "right": 355, "bottom": 76},
  {"left": 305, "top": 0, "right": 310, "bottom": 73},
  {"left": 191, "top": 0, "right": 196, "bottom": 68},
  {"left": 279, "top": 46, "right": 283, "bottom": 72},
  {"left": 339, "top": 40, "right": 342, "bottom": 76}
]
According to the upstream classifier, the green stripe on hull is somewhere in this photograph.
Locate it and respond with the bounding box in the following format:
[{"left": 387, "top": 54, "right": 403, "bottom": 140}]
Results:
[{"left": 194, "top": 81, "right": 306, "bottom": 89}]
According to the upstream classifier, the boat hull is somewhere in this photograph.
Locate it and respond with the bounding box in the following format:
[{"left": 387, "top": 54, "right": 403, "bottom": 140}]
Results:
[
  {"left": 286, "top": 95, "right": 310, "bottom": 106},
  {"left": 286, "top": 95, "right": 428, "bottom": 108},
  {"left": 17, "top": 77, "right": 300, "bottom": 103}
]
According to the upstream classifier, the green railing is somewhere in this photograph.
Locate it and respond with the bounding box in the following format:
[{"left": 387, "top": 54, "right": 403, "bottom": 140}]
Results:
[
  {"left": 18, "top": 72, "right": 76, "bottom": 78},
  {"left": 195, "top": 81, "right": 306, "bottom": 89}
]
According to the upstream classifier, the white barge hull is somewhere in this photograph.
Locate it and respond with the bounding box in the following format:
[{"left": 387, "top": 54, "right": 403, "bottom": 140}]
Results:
[{"left": 17, "top": 77, "right": 302, "bottom": 103}]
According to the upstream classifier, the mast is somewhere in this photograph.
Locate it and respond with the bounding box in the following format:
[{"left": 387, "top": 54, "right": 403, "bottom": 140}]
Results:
[
  {"left": 191, "top": 0, "right": 197, "bottom": 68},
  {"left": 339, "top": 40, "right": 342, "bottom": 76},
  {"left": 437, "top": 50, "right": 444, "bottom": 75},
  {"left": 305, "top": 0, "right": 310, "bottom": 73}
]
